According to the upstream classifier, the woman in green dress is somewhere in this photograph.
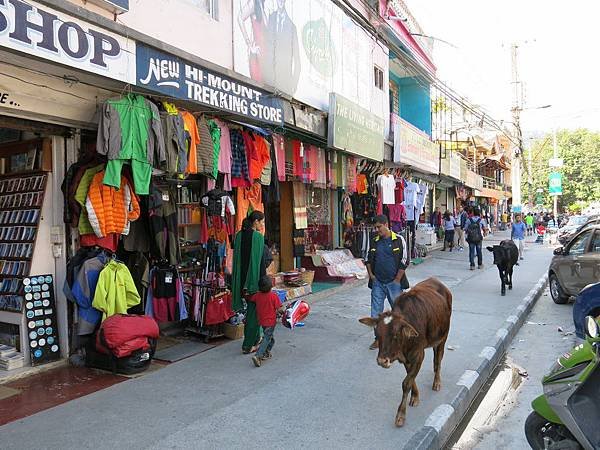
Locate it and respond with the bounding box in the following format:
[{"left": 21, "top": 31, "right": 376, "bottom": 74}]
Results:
[{"left": 232, "top": 211, "right": 272, "bottom": 353}]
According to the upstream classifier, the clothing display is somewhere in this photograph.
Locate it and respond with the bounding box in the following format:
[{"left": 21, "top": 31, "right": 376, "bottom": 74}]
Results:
[
  {"left": 148, "top": 184, "right": 180, "bottom": 265},
  {"left": 97, "top": 94, "right": 165, "bottom": 195},
  {"left": 160, "top": 108, "right": 187, "bottom": 174},
  {"left": 292, "top": 182, "right": 308, "bottom": 229},
  {"left": 235, "top": 183, "right": 263, "bottom": 231},
  {"left": 230, "top": 128, "right": 251, "bottom": 187},
  {"left": 376, "top": 174, "right": 396, "bottom": 205},
  {"left": 201, "top": 189, "right": 236, "bottom": 218}
]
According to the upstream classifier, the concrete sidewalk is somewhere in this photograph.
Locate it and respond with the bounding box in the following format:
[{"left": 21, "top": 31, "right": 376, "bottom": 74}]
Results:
[{"left": 0, "top": 231, "right": 553, "bottom": 450}]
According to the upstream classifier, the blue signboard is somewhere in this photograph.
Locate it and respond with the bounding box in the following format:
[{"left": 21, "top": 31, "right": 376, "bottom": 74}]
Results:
[{"left": 136, "top": 43, "right": 284, "bottom": 125}]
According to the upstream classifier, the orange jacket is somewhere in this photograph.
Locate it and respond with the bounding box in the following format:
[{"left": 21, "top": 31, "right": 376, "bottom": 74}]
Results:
[{"left": 86, "top": 171, "right": 140, "bottom": 237}]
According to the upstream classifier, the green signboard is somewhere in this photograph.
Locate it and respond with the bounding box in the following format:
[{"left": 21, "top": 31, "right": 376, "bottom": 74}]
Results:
[
  {"left": 549, "top": 172, "right": 562, "bottom": 196},
  {"left": 328, "top": 93, "right": 385, "bottom": 161},
  {"left": 535, "top": 193, "right": 544, "bottom": 205}
]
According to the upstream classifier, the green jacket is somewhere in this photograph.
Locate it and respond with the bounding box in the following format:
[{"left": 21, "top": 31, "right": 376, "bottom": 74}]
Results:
[
  {"left": 97, "top": 93, "right": 165, "bottom": 167},
  {"left": 92, "top": 260, "right": 141, "bottom": 321}
]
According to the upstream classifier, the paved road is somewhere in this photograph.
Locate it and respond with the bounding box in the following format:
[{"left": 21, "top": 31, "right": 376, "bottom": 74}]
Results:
[
  {"left": 454, "top": 286, "right": 578, "bottom": 449},
  {"left": 0, "top": 231, "right": 554, "bottom": 450}
]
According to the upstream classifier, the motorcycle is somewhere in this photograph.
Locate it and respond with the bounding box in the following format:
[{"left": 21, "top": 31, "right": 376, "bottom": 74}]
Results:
[{"left": 525, "top": 316, "right": 600, "bottom": 449}]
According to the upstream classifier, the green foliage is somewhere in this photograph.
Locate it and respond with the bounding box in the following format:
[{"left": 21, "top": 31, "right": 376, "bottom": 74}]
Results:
[
  {"left": 522, "top": 129, "right": 600, "bottom": 212},
  {"left": 568, "top": 201, "right": 589, "bottom": 214}
]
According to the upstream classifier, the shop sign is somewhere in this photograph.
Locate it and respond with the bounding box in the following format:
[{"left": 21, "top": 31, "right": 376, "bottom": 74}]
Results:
[
  {"left": 549, "top": 172, "right": 562, "bottom": 196},
  {"left": 441, "top": 150, "right": 461, "bottom": 180},
  {"left": 0, "top": 0, "right": 135, "bottom": 83},
  {"left": 328, "top": 93, "right": 384, "bottom": 161},
  {"left": 393, "top": 119, "right": 438, "bottom": 174},
  {"left": 292, "top": 105, "right": 326, "bottom": 137},
  {"left": 136, "top": 43, "right": 284, "bottom": 125}
]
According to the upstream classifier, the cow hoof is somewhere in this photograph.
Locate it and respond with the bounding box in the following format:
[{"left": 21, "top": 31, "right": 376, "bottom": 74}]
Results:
[
  {"left": 409, "top": 396, "right": 420, "bottom": 407},
  {"left": 501, "top": 291, "right": 506, "bottom": 296},
  {"left": 432, "top": 382, "right": 441, "bottom": 391},
  {"left": 395, "top": 415, "right": 405, "bottom": 427},
  {"left": 509, "top": 285, "right": 513, "bottom": 290}
]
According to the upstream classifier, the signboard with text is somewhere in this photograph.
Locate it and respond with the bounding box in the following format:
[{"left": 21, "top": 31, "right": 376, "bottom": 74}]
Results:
[
  {"left": 0, "top": 0, "right": 135, "bottom": 83},
  {"left": 393, "top": 119, "right": 438, "bottom": 174},
  {"left": 549, "top": 172, "right": 562, "bottom": 196},
  {"left": 327, "top": 93, "right": 384, "bottom": 161},
  {"left": 136, "top": 43, "right": 284, "bottom": 124}
]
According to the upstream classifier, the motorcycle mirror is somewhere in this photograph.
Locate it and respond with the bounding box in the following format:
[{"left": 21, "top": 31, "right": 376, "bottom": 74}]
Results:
[{"left": 585, "top": 316, "right": 600, "bottom": 339}]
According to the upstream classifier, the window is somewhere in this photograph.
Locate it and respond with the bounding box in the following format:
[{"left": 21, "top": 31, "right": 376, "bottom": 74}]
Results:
[
  {"left": 204, "top": 0, "right": 218, "bottom": 20},
  {"left": 569, "top": 231, "right": 592, "bottom": 256},
  {"left": 374, "top": 66, "right": 384, "bottom": 91},
  {"left": 186, "top": 0, "right": 218, "bottom": 20},
  {"left": 389, "top": 79, "right": 399, "bottom": 114},
  {"left": 591, "top": 231, "right": 600, "bottom": 253}
]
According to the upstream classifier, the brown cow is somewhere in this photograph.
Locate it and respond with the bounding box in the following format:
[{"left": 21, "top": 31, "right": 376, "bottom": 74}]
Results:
[{"left": 359, "top": 277, "right": 452, "bottom": 427}]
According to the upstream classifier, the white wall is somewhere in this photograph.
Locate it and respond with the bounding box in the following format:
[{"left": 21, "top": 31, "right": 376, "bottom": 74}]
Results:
[{"left": 68, "top": 0, "right": 234, "bottom": 70}]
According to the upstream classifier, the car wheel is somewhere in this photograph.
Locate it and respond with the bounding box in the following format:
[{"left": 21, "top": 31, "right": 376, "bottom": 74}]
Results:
[{"left": 549, "top": 273, "right": 569, "bottom": 304}]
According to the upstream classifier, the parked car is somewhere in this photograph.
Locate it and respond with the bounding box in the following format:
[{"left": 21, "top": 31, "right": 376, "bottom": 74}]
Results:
[
  {"left": 557, "top": 215, "right": 598, "bottom": 245},
  {"left": 548, "top": 224, "right": 600, "bottom": 304},
  {"left": 572, "top": 281, "right": 600, "bottom": 338}
]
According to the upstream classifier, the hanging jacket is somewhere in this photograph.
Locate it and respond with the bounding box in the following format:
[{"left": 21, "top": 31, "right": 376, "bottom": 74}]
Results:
[
  {"left": 92, "top": 260, "right": 141, "bottom": 321},
  {"left": 71, "top": 253, "right": 108, "bottom": 335},
  {"left": 86, "top": 171, "right": 141, "bottom": 238},
  {"left": 96, "top": 93, "right": 165, "bottom": 168},
  {"left": 75, "top": 164, "right": 105, "bottom": 236},
  {"left": 197, "top": 116, "right": 215, "bottom": 177},
  {"left": 160, "top": 110, "right": 187, "bottom": 174}
]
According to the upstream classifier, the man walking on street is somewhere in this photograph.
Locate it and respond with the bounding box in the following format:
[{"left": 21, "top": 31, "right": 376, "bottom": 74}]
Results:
[
  {"left": 464, "top": 207, "right": 487, "bottom": 270},
  {"left": 365, "top": 215, "right": 409, "bottom": 349},
  {"left": 455, "top": 206, "right": 468, "bottom": 251},
  {"left": 512, "top": 214, "right": 527, "bottom": 260},
  {"left": 525, "top": 213, "right": 534, "bottom": 236}
]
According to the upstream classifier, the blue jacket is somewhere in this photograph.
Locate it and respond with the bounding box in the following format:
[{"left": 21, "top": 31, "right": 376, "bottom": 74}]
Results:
[{"left": 71, "top": 254, "right": 107, "bottom": 335}]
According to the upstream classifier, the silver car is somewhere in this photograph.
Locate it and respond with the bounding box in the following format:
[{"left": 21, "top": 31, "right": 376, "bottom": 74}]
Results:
[{"left": 549, "top": 224, "right": 600, "bottom": 304}]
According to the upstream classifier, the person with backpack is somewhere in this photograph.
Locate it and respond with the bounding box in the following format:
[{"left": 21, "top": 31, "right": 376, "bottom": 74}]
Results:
[
  {"left": 455, "top": 206, "right": 468, "bottom": 251},
  {"left": 464, "top": 207, "right": 487, "bottom": 270}
]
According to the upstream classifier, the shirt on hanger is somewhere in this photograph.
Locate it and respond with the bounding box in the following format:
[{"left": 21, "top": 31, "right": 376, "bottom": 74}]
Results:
[{"left": 376, "top": 174, "right": 396, "bottom": 205}]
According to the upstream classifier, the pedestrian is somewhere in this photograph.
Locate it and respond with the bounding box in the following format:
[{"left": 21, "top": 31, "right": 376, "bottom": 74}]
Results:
[
  {"left": 501, "top": 211, "right": 508, "bottom": 231},
  {"left": 250, "top": 276, "right": 285, "bottom": 367},
  {"left": 232, "top": 210, "right": 273, "bottom": 354},
  {"left": 366, "top": 214, "right": 409, "bottom": 350},
  {"left": 511, "top": 214, "right": 527, "bottom": 260},
  {"left": 442, "top": 210, "right": 456, "bottom": 252},
  {"left": 464, "top": 207, "right": 487, "bottom": 270},
  {"left": 455, "top": 206, "right": 468, "bottom": 251},
  {"left": 525, "top": 213, "right": 534, "bottom": 236},
  {"left": 430, "top": 207, "right": 442, "bottom": 239}
]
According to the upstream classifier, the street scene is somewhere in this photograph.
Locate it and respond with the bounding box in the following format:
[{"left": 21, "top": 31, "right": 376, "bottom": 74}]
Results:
[{"left": 0, "top": 1, "right": 599, "bottom": 449}]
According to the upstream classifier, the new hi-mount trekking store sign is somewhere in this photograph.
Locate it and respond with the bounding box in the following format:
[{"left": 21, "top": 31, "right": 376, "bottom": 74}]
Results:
[
  {"left": 136, "top": 43, "right": 284, "bottom": 125},
  {"left": 0, "top": 0, "right": 136, "bottom": 83}
]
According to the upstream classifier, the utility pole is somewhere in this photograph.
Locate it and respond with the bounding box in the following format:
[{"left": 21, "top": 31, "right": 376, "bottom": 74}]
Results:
[
  {"left": 553, "top": 128, "right": 558, "bottom": 216},
  {"left": 510, "top": 43, "right": 523, "bottom": 217}
]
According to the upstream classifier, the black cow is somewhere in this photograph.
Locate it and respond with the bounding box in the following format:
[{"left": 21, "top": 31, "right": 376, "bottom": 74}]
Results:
[{"left": 486, "top": 240, "right": 519, "bottom": 296}]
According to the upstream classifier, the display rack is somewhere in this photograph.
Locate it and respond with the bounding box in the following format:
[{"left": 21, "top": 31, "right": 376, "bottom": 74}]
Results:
[{"left": 0, "top": 172, "right": 47, "bottom": 313}]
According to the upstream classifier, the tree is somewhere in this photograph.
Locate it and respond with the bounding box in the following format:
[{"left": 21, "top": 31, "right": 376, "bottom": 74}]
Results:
[{"left": 522, "top": 129, "right": 600, "bottom": 212}]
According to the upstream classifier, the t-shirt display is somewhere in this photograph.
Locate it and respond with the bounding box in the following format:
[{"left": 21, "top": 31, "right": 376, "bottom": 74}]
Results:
[{"left": 376, "top": 174, "right": 396, "bottom": 205}]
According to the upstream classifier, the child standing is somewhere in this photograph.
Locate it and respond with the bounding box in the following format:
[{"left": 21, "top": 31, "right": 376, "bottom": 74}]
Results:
[{"left": 249, "top": 276, "right": 284, "bottom": 367}]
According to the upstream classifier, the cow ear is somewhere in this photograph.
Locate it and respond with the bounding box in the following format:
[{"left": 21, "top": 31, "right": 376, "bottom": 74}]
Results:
[
  {"left": 402, "top": 324, "right": 419, "bottom": 339},
  {"left": 359, "top": 317, "right": 378, "bottom": 328},
  {"left": 486, "top": 246, "right": 494, "bottom": 252}
]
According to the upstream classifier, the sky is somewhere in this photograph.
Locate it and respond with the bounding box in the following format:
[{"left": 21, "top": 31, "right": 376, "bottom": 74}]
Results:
[{"left": 403, "top": 0, "right": 600, "bottom": 135}]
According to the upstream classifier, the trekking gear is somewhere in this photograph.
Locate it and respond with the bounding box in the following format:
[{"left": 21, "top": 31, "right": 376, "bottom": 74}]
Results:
[{"left": 466, "top": 218, "right": 483, "bottom": 243}]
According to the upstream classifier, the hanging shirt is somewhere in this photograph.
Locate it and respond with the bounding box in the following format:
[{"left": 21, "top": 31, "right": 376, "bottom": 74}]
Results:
[
  {"left": 181, "top": 111, "right": 200, "bottom": 174},
  {"left": 395, "top": 178, "right": 405, "bottom": 204},
  {"left": 377, "top": 174, "right": 396, "bottom": 205}
]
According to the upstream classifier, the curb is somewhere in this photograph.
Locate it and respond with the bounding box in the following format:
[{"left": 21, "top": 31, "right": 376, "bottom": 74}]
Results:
[{"left": 402, "top": 273, "right": 549, "bottom": 450}]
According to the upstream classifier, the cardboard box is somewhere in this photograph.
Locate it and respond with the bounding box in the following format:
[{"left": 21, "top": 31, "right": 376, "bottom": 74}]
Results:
[{"left": 223, "top": 323, "right": 244, "bottom": 340}]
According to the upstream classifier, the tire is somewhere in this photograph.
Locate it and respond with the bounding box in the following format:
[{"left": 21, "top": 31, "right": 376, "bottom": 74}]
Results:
[
  {"left": 524, "top": 411, "right": 549, "bottom": 449},
  {"left": 550, "top": 273, "right": 569, "bottom": 304}
]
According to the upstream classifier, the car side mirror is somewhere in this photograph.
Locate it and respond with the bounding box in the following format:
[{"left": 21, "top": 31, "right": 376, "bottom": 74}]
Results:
[{"left": 553, "top": 247, "right": 564, "bottom": 256}]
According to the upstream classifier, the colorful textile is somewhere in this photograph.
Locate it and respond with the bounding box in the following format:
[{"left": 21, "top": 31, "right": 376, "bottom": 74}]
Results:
[
  {"left": 273, "top": 134, "right": 286, "bottom": 182},
  {"left": 207, "top": 119, "right": 221, "bottom": 179},
  {"left": 235, "top": 183, "right": 263, "bottom": 232},
  {"left": 230, "top": 129, "right": 250, "bottom": 186},
  {"left": 215, "top": 119, "right": 232, "bottom": 190},
  {"left": 75, "top": 164, "right": 105, "bottom": 236},
  {"left": 292, "top": 182, "right": 308, "bottom": 229},
  {"left": 196, "top": 116, "right": 215, "bottom": 177}
]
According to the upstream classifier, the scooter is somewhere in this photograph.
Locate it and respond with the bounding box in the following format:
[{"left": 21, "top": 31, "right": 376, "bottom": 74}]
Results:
[{"left": 525, "top": 316, "right": 600, "bottom": 449}]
